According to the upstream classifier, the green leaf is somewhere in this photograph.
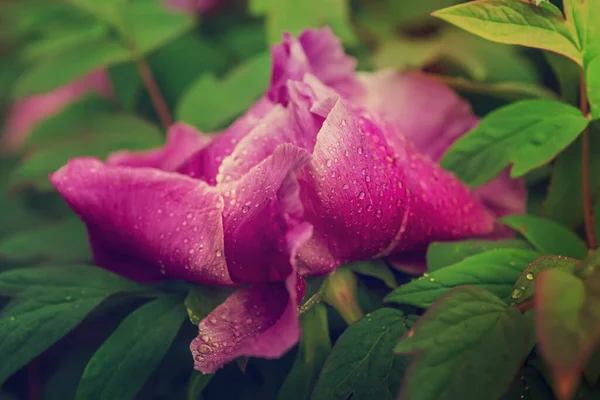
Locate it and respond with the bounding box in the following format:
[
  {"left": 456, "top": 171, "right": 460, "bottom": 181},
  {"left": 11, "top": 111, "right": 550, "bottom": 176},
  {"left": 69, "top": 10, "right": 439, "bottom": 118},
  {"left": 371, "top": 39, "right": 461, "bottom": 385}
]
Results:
[
  {"left": 184, "top": 287, "right": 233, "bottom": 326},
  {"left": 0, "top": 217, "right": 92, "bottom": 263},
  {"left": 587, "top": 56, "right": 600, "bottom": 120},
  {"left": 563, "top": 0, "right": 600, "bottom": 64},
  {"left": 176, "top": 52, "right": 270, "bottom": 131},
  {"left": 13, "top": 38, "right": 130, "bottom": 98},
  {"left": 544, "top": 129, "right": 600, "bottom": 228},
  {"left": 584, "top": 347, "right": 600, "bottom": 386},
  {"left": 536, "top": 269, "right": 600, "bottom": 399},
  {"left": 545, "top": 51, "right": 580, "bottom": 106},
  {"left": 67, "top": 0, "right": 125, "bottom": 27},
  {"left": 501, "top": 214, "right": 587, "bottom": 259},
  {"left": 345, "top": 260, "right": 397, "bottom": 289},
  {"left": 107, "top": 63, "right": 143, "bottom": 111},
  {"left": 278, "top": 304, "right": 331, "bottom": 400},
  {"left": 187, "top": 371, "right": 212, "bottom": 400},
  {"left": 0, "top": 265, "right": 142, "bottom": 296},
  {"left": 312, "top": 308, "right": 410, "bottom": 400},
  {"left": 385, "top": 249, "right": 540, "bottom": 308},
  {"left": 125, "top": 0, "right": 196, "bottom": 56},
  {"left": 12, "top": 113, "right": 162, "bottom": 190},
  {"left": 426, "top": 239, "right": 533, "bottom": 272},
  {"left": 76, "top": 296, "right": 187, "bottom": 400},
  {"left": 441, "top": 100, "right": 589, "bottom": 187},
  {"left": 440, "top": 76, "right": 557, "bottom": 101},
  {"left": 0, "top": 265, "right": 142, "bottom": 385},
  {"left": 432, "top": 0, "right": 582, "bottom": 65},
  {"left": 249, "top": 0, "right": 356, "bottom": 45},
  {"left": 395, "top": 286, "right": 529, "bottom": 400},
  {"left": 510, "top": 255, "right": 579, "bottom": 305}
]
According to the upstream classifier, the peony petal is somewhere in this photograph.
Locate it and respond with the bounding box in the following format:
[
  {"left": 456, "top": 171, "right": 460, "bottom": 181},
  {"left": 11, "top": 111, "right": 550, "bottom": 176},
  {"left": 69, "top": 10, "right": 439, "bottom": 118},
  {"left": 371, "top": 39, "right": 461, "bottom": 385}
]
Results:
[
  {"left": 357, "top": 69, "right": 527, "bottom": 220},
  {"left": 106, "top": 123, "right": 209, "bottom": 172},
  {"left": 177, "top": 98, "right": 274, "bottom": 184},
  {"left": 268, "top": 28, "right": 362, "bottom": 104},
  {"left": 50, "top": 158, "right": 232, "bottom": 285},
  {"left": 191, "top": 222, "right": 312, "bottom": 374},
  {"left": 356, "top": 70, "right": 477, "bottom": 162},
  {"left": 220, "top": 143, "right": 313, "bottom": 283},
  {"left": 2, "top": 70, "right": 112, "bottom": 152}
]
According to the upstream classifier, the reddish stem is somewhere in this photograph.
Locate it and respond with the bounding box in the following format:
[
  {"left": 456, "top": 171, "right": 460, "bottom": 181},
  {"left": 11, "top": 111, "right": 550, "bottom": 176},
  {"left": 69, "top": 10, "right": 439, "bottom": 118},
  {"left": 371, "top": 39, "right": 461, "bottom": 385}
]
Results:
[
  {"left": 516, "top": 299, "right": 534, "bottom": 313},
  {"left": 580, "top": 69, "right": 596, "bottom": 250}
]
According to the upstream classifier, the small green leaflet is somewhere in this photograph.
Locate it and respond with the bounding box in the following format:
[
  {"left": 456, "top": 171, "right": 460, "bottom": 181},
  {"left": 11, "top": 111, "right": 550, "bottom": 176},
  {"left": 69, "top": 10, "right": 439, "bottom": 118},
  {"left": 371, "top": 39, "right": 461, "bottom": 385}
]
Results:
[
  {"left": 441, "top": 99, "right": 588, "bottom": 187},
  {"left": 278, "top": 304, "right": 331, "bottom": 400},
  {"left": 76, "top": 297, "right": 187, "bottom": 400},
  {"left": 395, "top": 286, "right": 529, "bottom": 400},
  {"left": 426, "top": 238, "right": 533, "bottom": 272},
  {"left": 432, "top": 0, "right": 582, "bottom": 65},
  {"left": 312, "top": 308, "right": 411, "bottom": 400},
  {"left": 345, "top": 260, "right": 397, "bottom": 288},
  {"left": 0, "top": 217, "right": 91, "bottom": 263},
  {"left": 176, "top": 53, "right": 271, "bottom": 131},
  {"left": 0, "top": 265, "right": 144, "bottom": 385},
  {"left": 501, "top": 214, "right": 587, "bottom": 259},
  {"left": 184, "top": 286, "right": 233, "bottom": 326},
  {"left": 535, "top": 269, "right": 600, "bottom": 400},
  {"left": 249, "top": 0, "right": 356, "bottom": 45},
  {"left": 187, "top": 371, "right": 213, "bottom": 400},
  {"left": 385, "top": 249, "right": 540, "bottom": 308},
  {"left": 510, "top": 255, "right": 578, "bottom": 305}
]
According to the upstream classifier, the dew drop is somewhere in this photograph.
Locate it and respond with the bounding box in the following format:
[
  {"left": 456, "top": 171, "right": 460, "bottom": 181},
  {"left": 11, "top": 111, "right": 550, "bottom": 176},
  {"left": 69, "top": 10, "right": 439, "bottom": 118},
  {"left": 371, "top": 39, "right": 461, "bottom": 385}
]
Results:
[
  {"left": 242, "top": 205, "right": 250, "bottom": 213},
  {"left": 357, "top": 147, "right": 363, "bottom": 155},
  {"left": 246, "top": 318, "right": 253, "bottom": 324},
  {"left": 326, "top": 159, "right": 332, "bottom": 167},
  {"left": 343, "top": 184, "right": 349, "bottom": 190},
  {"left": 194, "top": 355, "right": 205, "bottom": 362},
  {"left": 209, "top": 317, "right": 217, "bottom": 324},
  {"left": 198, "top": 344, "right": 213, "bottom": 354},
  {"left": 216, "top": 249, "right": 223, "bottom": 257},
  {"left": 526, "top": 272, "right": 534, "bottom": 280},
  {"left": 200, "top": 335, "right": 210, "bottom": 342},
  {"left": 358, "top": 191, "right": 366, "bottom": 200},
  {"left": 511, "top": 288, "right": 523, "bottom": 299}
]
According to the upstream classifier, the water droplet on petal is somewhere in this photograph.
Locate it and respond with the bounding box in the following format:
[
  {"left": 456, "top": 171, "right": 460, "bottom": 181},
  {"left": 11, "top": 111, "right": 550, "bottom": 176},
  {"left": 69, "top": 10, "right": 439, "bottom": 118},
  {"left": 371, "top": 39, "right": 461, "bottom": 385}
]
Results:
[
  {"left": 526, "top": 272, "right": 534, "bottom": 280},
  {"left": 511, "top": 288, "right": 523, "bottom": 299},
  {"left": 198, "top": 344, "right": 213, "bottom": 354},
  {"left": 358, "top": 192, "right": 366, "bottom": 200}
]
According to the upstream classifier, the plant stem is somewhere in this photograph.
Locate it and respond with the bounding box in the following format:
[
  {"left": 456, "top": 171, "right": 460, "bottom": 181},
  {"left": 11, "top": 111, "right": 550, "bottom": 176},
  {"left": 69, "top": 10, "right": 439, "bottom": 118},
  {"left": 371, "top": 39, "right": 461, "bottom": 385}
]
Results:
[
  {"left": 516, "top": 299, "right": 534, "bottom": 313},
  {"left": 129, "top": 43, "right": 173, "bottom": 130},
  {"left": 580, "top": 69, "right": 596, "bottom": 250}
]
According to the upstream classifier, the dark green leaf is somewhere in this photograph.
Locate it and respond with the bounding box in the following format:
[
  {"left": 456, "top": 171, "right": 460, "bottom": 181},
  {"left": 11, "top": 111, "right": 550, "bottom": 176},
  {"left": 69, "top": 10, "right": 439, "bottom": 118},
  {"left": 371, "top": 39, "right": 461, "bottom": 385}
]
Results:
[
  {"left": 441, "top": 100, "right": 589, "bottom": 187},
  {"left": 0, "top": 265, "right": 142, "bottom": 384},
  {"left": 545, "top": 51, "right": 580, "bottom": 106},
  {"left": 544, "top": 130, "right": 600, "bottom": 228},
  {"left": 501, "top": 214, "right": 587, "bottom": 259},
  {"left": 249, "top": 0, "right": 356, "bottom": 45},
  {"left": 278, "top": 304, "right": 331, "bottom": 400},
  {"left": 76, "top": 297, "right": 187, "bottom": 400},
  {"left": 0, "top": 265, "right": 142, "bottom": 296},
  {"left": 176, "top": 53, "right": 270, "bottom": 131},
  {"left": 510, "top": 255, "right": 578, "bottom": 305},
  {"left": 426, "top": 239, "right": 533, "bottom": 272},
  {"left": 584, "top": 346, "right": 600, "bottom": 386},
  {"left": 346, "top": 260, "right": 397, "bottom": 288},
  {"left": 536, "top": 269, "right": 600, "bottom": 399},
  {"left": 385, "top": 249, "right": 540, "bottom": 308},
  {"left": 107, "top": 63, "right": 143, "bottom": 111},
  {"left": 433, "top": 0, "right": 582, "bottom": 65},
  {"left": 187, "top": 371, "right": 212, "bottom": 400},
  {"left": 395, "top": 286, "right": 528, "bottom": 400},
  {"left": 312, "top": 308, "right": 410, "bottom": 400},
  {"left": 0, "top": 217, "right": 92, "bottom": 263},
  {"left": 184, "top": 287, "right": 233, "bottom": 326}
]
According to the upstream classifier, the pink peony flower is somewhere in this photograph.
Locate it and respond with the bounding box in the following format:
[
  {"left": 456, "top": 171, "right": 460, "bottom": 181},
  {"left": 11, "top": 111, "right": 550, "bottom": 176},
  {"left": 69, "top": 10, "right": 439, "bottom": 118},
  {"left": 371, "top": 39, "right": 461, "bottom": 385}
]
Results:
[{"left": 50, "top": 28, "right": 526, "bottom": 374}]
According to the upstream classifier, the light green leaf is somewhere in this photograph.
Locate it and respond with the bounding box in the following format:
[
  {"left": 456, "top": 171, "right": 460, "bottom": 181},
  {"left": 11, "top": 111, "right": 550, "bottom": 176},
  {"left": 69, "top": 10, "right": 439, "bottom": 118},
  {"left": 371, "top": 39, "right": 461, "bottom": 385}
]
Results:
[
  {"left": 187, "top": 371, "right": 212, "bottom": 400},
  {"left": 176, "top": 52, "right": 270, "bottom": 131},
  {"left": 312, "top": 308, "right": 410, "bottom": 400},
  {"left": 0, "top": 217, "right": 91, "bottom": 263},
  {"left": 501, "top": 214, "right": 587, "bottom": 259},
  {"left": 426, "top": 239, "right": 534, "bottom": 272},
  {"left": 440, "top": 76, "right": 557, "bottom": 101},
  {"left": 13, "top": 38, "right": 130, "bottom": 98},
  {"left": 433, "top": 0, "right": 582, "bottom": 65},
  {"left": 249, "top": 0, "right": 356, "bottom": 45},
  {"left": 536, "top": 269, "right": 600, "bottom": 399},
  {"left": 184, "top": 287, "right": 233, "bottom": 326},
  {"left": 385, "top": 249, "right": 540, "bottom": 308},
  {"left": 278, "top": 304, "right": 331, "bottom": 400},
  {"left": 67, "top": 0, "right": 126, "bottom": 27},
  {"left": 345, "top": 260, "right": 397, "bottom": 289},
  {"left": 76, "top": 297, "right": 187, "bottom": 400},
  {"left": 440, "top": 99, "right": 589, "bottom": 187},
  {"left": 587, "top": 56, "right": 600, "bottom": 120},
  {"left": 395, "top": 286, "right": 528, "bottom": 400},
  {"left": 510, "top": 255, "right": 579, "bottom": 305}
]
